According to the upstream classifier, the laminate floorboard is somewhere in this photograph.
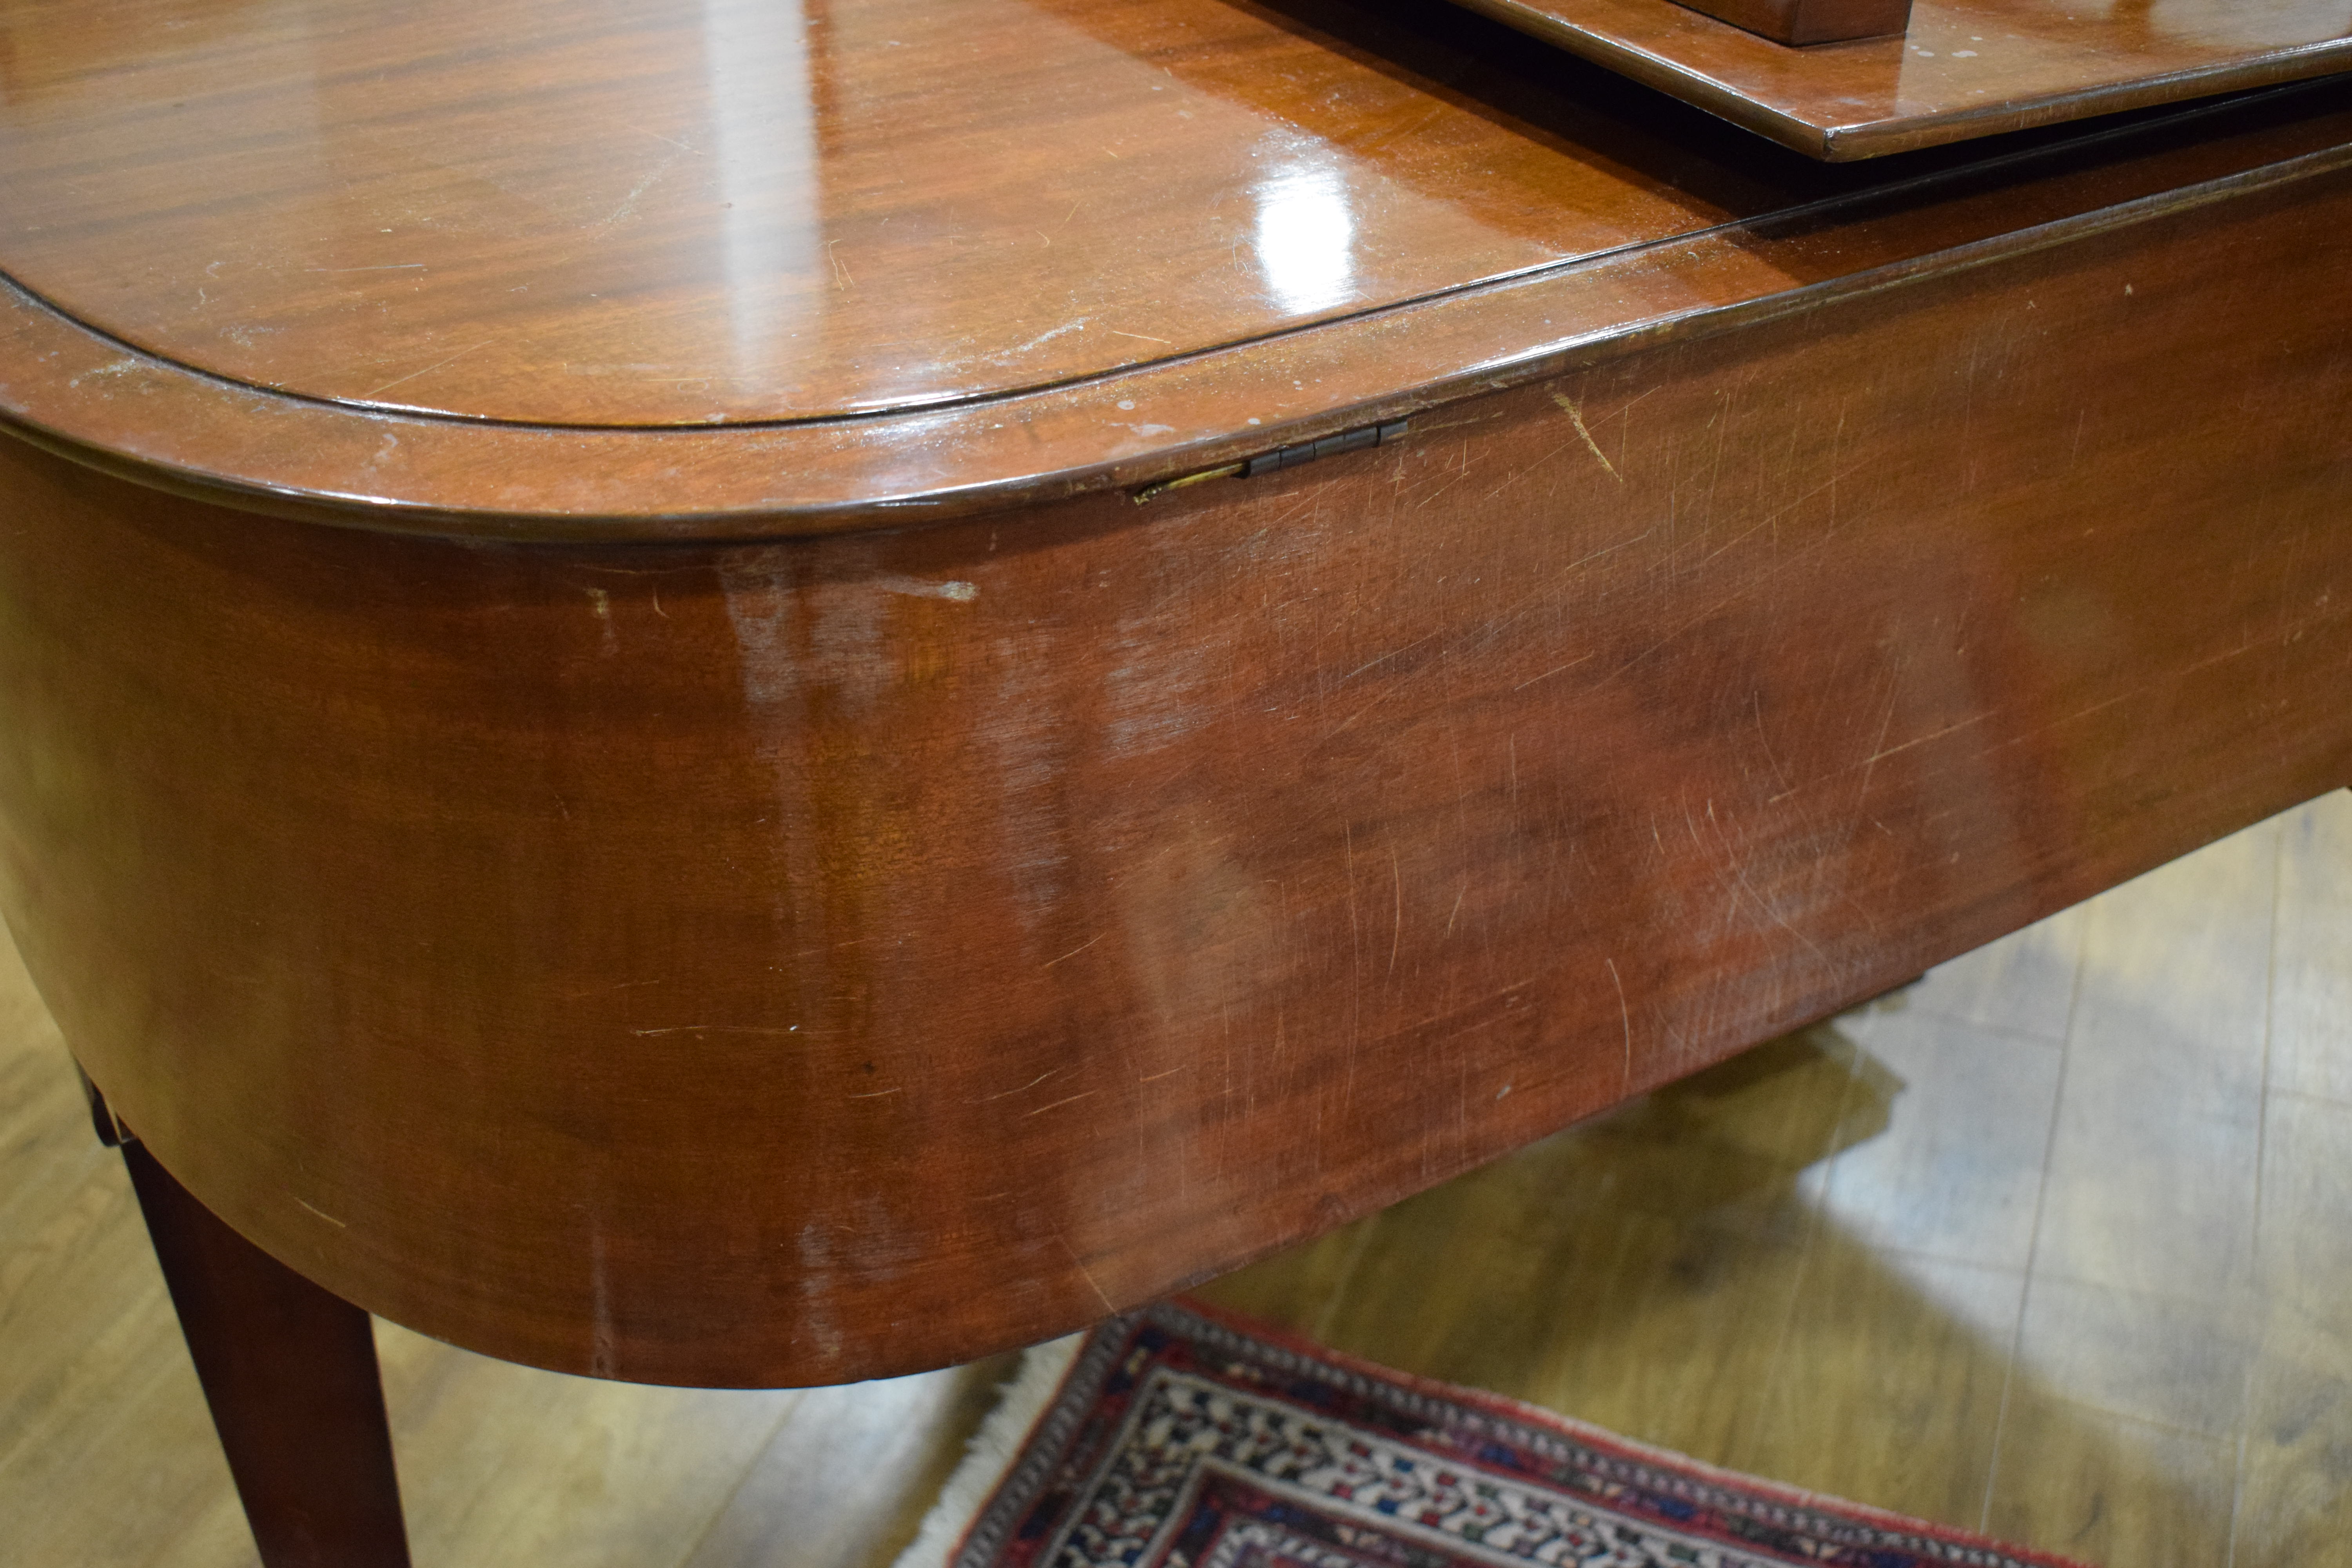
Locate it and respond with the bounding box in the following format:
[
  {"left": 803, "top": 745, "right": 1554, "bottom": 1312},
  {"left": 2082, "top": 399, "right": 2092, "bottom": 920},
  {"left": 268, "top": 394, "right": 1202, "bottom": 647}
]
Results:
[
  {"left": 1205, "top": 789, "right": 2352, "bottom": 1568},
  {"left": 1, "top": 791, "right": 2346, "bottom": 1566}
]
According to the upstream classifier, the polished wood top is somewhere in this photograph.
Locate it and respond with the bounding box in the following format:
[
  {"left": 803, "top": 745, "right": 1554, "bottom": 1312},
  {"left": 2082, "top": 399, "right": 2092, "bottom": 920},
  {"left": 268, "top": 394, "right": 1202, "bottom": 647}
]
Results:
[
  {"left": 0, "top": 0, "right": 1790, "bottom": 428},
  {"left": 1456, "top": 0, "right": 2352, "bottom": 158},
  {"left": 2, "top": 0, "right": 2347, "bottom": 537}
]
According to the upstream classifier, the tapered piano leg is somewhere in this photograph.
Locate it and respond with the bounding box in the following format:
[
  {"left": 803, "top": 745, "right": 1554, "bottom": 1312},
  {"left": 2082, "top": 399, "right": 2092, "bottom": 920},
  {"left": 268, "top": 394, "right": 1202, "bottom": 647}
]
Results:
[{"left": 85, "top": 1070, "right": 413, "bottom": 1568}]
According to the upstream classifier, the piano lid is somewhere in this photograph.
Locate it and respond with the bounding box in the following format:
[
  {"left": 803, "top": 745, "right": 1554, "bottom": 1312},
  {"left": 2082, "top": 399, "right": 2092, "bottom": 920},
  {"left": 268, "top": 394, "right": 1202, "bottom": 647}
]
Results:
[
  {"left": 0, "top": 0, "right": 1853, "bottom": 431},
  {"left": 0, "top": 0, "right": 2339, "bottom": 430},
  {"left": 1448, "top": 0, "right": 2352, "bottom": 159},
  {"left": 0, "top": 0, "right": 2347, "bottom": 535}
]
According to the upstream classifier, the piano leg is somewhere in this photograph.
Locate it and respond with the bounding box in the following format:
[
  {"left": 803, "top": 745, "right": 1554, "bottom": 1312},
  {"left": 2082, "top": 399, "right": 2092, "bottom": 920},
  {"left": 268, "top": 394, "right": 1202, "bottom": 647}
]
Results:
[{"left": 82, "top": 1072, "right": 413, "bottom": 1568}]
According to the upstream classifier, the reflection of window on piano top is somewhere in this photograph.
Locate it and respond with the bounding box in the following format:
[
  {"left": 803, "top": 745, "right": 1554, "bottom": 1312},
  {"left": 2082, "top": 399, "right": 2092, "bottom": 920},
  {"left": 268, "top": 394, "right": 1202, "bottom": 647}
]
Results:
[{"left": 1253, "top": 160, "right": 1359, "bottom": 318}]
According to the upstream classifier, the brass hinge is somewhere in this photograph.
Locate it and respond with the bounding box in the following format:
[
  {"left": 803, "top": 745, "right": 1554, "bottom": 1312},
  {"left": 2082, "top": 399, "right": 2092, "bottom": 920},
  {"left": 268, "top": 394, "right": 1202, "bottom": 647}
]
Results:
[
  {"left": 1242, "top": 418, "right": 1410, "bottom": 476},
  {"left": 1134, "top": 417, "right": 1409, "bottom": 504}
]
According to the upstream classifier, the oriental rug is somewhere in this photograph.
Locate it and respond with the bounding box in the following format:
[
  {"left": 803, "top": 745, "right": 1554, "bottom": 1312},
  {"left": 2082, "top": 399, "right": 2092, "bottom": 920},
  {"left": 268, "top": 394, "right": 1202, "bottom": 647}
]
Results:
[{"left": 894, "top": 1298, "right": 2089, "bottom": 1568}]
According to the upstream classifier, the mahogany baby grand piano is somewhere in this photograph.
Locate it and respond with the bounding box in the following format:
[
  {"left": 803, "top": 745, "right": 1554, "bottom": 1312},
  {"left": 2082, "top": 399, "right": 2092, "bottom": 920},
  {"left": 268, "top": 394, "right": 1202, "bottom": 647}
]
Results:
[{"left": 2, "top": 0, "right": 2350, "bottom": 1559}]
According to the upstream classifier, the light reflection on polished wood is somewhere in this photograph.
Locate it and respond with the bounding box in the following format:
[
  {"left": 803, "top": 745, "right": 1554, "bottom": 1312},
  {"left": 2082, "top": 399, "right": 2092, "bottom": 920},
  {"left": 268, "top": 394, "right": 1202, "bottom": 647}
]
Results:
[
  {"left": 0, "top": 0, "right": 1800, "bottom": 431},
  {"left": 4, "top": 0, "right": 2352, "bottom": 1555},
  {"left": 6, "top": 0, "right": 2352, "bottom": 534},
  {"left": 2, "top": 792, "right": 2345, "bottom": 1565},
  {"left": 8, "top": 141, "right": 2351, "bottom": 1390},
  {"left": 0, "top": 943, "right": 1009, "bottom": 1568}
]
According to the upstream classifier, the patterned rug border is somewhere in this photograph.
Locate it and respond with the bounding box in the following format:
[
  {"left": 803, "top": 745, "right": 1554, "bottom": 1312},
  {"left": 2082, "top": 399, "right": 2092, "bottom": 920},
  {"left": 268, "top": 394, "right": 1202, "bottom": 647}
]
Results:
[{"left": 911, "top": 1297, "right": 2097, "bottom": 1568}]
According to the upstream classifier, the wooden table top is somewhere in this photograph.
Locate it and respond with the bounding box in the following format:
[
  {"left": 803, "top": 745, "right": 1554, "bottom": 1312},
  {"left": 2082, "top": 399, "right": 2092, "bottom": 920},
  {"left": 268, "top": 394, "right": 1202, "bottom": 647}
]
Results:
[
  {"left": 4, "top": 0, "right": 2346, "bottom": 537},
  {"left": 1461, "top": 0, "right": 2352, "bottom": 158},
  {"left": 0, "top": 0, "right": 1810, "bottom": 428}
]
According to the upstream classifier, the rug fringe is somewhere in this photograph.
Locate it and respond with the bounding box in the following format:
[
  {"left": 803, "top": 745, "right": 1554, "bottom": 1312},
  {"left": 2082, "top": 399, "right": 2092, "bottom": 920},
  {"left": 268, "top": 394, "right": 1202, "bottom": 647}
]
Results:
[{"left": 889, "top": 1332, "right": 1087, "bottom": 1568}]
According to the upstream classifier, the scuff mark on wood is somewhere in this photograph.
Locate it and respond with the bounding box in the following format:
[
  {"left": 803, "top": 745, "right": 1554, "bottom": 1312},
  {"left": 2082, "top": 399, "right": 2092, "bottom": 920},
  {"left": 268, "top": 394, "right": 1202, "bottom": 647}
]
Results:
[{"left": 1552, "top": 392, "right": 1622, "bottom": 482}]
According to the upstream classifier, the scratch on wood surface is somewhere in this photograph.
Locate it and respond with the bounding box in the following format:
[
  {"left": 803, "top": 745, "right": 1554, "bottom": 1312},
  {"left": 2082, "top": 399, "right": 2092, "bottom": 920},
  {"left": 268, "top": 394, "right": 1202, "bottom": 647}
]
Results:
[
  {"left": 602, "top": 149, "right": 685, "bottom": 227},
  {"left": 1736, "top": 862, "right": 1831, "bottom": 967},
  {"left": 973, "top": 1068, "right": 1063, "bottom": 1103},
  {"left": 1055, "top": 1232, "right": 1118, "bottom": 1314},
  {"left": 1865, "top": 711, "right": 1993, "bottom": 768},
  {"left": 620, "top": 122, "right": 700, "bottom": 153},
  {"left": 1686, "top": 796, "right": 1833, "bottom": 968},
  {"left": 1512, "top": 650, "right": 1594, "bottom": 693},
  {"left": 1483, "top": 527, "right": 1657, "bottom": 670},
  {"left": 1320, "top": 681, "right": 1403, "bottom": 742},
  {"left": 1388, "top": 846, "right": 1404, "bottom": 976},
  {"left": 1973, "top": 639, "right": 2269, "bottom": 764},
  {"left": 1482, "top": 436, "right": 1578, "bottom": 500},
  {"left": 294, "top": 1197, "right": 348, "bottom": 1229},
  {"left": 1753, "top": 691, "right": 1796, "bottom": 796},
  {"left": 1606, "top": 957, "right": 1632, "bottom": 1088},
  {"left": 630, "top": 1024, "right": 798, "bottom": 1036},
  {"left": 1855, "top": 680, "right": 1903, "bottom": 805},
  {"left": 1415, "top": 441, "right": 1473, "bottom": 509},
  {"left": 1594, "top": 477, "right": 1858, "bottom": 689},
  {"left": 557, "top": 978, "right": 661, "bottom": 999},
  {"left": 363, "top": 340, "right": 490, "bottom": 399},
  {"left": 1005, "top": 318, "right": 1090, "bottom": 358},
  {"left": 1043, "top": 932, "right": 1105, "bottom": 967},
  {"left": 1025, "top": 1091, "right": 1098, "bottom": 1118},
  {"left": 844, "top": 1087, "right": 901, "bottom": 1100},
  {"left": 1338, "top": 631, "right": 1440, "bottom": 686},
  {"left": 1552, "top": 393, "right": 1621, "bottom": 483}
]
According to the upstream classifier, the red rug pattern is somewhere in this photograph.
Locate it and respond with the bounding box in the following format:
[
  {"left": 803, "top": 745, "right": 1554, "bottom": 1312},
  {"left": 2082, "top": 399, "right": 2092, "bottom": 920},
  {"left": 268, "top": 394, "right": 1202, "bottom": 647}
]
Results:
[{"left": 941, "top": 1299, "right": 2090, "bottom": 1568}]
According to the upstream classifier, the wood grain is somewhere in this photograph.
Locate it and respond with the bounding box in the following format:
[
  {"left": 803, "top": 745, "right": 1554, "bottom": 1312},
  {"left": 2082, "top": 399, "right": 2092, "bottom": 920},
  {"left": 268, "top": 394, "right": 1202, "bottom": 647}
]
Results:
[
  {"left": 1453, "top": 0, "right": 2352, "bottom": 158},
  {"left": 2, "top": 1, "right": 2350, "bottom": 1553},
  {"left": 119, "top": 1138, "right": 410, "bottom": 1568},
  {"left": 0, "top": 0, "right": 2348, "bottom": 533},
  {"left": 4, "top": 141, "right": 2348, "bottom": 1385},
  {"left": 4, "top": 795, "right": 2348, "bottom": 1564},
  {"left": 0, "top": 0, "right": 1786, "bottom": 429},
  {"left": 1203, "top": 792, "right": 2352, "bottom": 1568}
]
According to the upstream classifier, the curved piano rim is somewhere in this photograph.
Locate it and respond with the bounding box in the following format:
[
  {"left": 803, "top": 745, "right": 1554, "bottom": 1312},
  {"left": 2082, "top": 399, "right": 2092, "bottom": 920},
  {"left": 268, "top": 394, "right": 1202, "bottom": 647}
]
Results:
[
  {"left": 1, "top": 18, "right": 2349, "bottom": 1396},
  {"left": 0, "top": 80, "right": 2346, "bottom": 543}
]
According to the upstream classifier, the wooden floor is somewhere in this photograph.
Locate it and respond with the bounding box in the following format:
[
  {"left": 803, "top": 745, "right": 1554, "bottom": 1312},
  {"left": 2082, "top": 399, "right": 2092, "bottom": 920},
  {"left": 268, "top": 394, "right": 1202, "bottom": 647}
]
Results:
[{"left": 2, "top": 791, "right": 2346, "bottom": 1567}]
